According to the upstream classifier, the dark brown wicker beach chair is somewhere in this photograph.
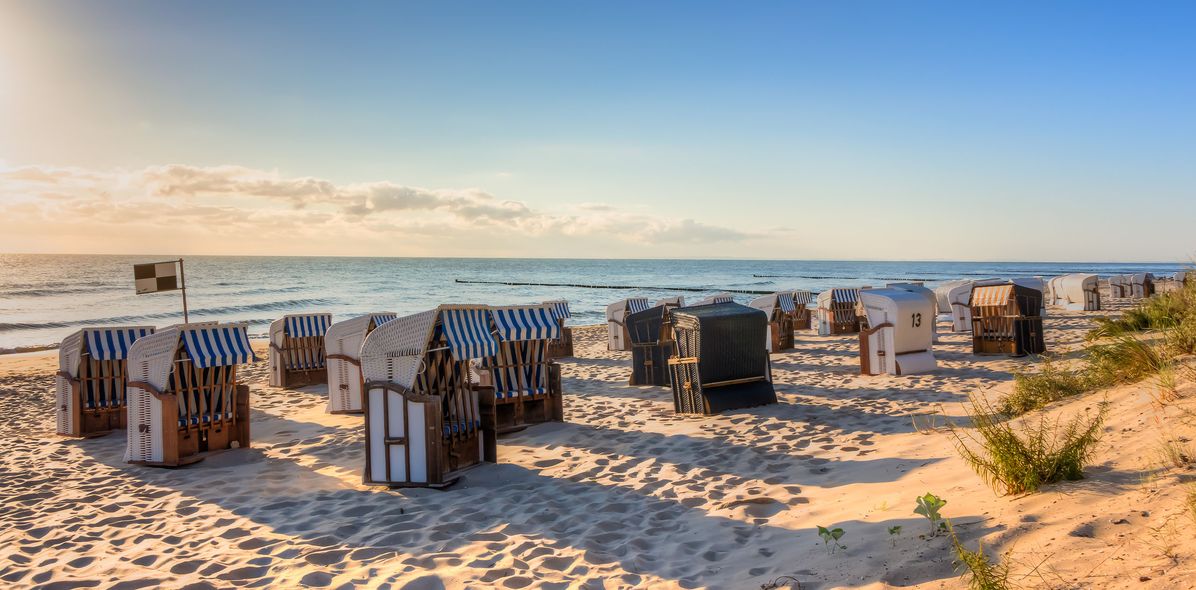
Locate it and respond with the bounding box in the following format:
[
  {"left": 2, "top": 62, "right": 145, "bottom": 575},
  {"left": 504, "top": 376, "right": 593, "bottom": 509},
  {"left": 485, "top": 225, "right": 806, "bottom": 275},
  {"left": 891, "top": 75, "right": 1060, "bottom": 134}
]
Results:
[{"left": 667, "top": 303, "right": 777, "bottom": 415}]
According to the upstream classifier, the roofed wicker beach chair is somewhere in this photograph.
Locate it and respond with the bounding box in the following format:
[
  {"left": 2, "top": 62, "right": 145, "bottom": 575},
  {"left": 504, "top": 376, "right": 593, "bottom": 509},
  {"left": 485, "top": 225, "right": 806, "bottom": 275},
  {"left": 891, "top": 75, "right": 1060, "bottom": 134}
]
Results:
[
  {"left": 544, "top": 300, "right": 574, "bottom": 359},
  {"left": 606, "top": 297, "right": 652, "bottom": 352},
  {"left": 789, "top": 289, "right": 814, "bottom": 330},
  {"left": 667, "top": 303, "right": 776, "bottom": 415},
  {"left": 56, "top": 326, "right": 155, "bottom": 438},
  {"left": 324, "top": 312, "right": 397, "bottom": 414},
  {"left": 124, "top": 323, "right": 256, "bottom": 466},
  {"left": 1048, "top": 274, "right": 1100, "bottom": 311},
  {"left": 816, "top": 288, "right": 861, "bottom": 336},
  {"left": 885, "top": 282, "right": 939, "bottom": 343},
  {"left": 626, "top": 304, "right": 673, "bottom": 386},
  {"left": 359, "top": 306, "right": 497, "bottom": 488},
  {"left": 1107, "top": 274, "right": 1131, "bottom": 298},
  {"left": 936, "top": 278, "right": 1003, "bottom": 332},
  {"left": 1130, "top": 273, "right": 1155, "bottom": 299},
  {"left": 858, "top": 289, "right": 936, "bottom": 375},
  {"left": 269, "top": 313, "right": 332, "bottom": 388},
  {"left": 695, "top": 293, "right": 735, "bottom": 306},
  {"left": 655, "top": 295, "right": 685, "bottom": 309},
  {"left": 750, "top": 292, "right": 797, "bottom": 352},
  {"left": 1012, "top": 277, "right": 1049, "bottom": 315},
  {"left": 970, "top": 284, "right": 1045, "bottom": 357},
  {"left": 480, "top": 304, "right": 563, "bottom": 433}
]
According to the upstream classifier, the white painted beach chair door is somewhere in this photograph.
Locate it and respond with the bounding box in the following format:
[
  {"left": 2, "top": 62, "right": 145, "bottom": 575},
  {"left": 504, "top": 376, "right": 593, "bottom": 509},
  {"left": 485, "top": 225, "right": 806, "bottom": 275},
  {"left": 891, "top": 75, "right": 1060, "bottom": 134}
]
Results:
[{"left": 366, "top": 385, "right": 428, "bottom": 485}]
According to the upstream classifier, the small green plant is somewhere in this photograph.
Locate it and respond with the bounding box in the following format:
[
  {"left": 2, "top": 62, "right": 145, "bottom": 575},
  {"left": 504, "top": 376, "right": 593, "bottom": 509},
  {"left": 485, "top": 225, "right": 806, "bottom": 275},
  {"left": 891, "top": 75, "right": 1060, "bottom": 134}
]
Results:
[
  {"left": 949, "top": 396, "right": 1108, "bottom": 495},
  {"left": 1002, "top": 357, "right": 1088, "bottom": 416},
  {"left": 914, "top": 493, "right": 948, "bottom": 535},
  {"left": 816, "top": 525, "right": 846, "bottom": 554},
  {"left": 887, "top": 525, "right": 902, "bottom": 547},
  {"left": 949, "top": 522, "right": 1011, "bottom": 590}
]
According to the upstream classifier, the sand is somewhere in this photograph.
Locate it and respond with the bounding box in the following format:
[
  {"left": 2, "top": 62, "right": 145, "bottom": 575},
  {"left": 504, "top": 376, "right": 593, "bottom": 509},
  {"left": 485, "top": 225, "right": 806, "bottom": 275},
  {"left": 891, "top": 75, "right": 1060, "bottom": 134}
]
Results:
[{"left": 3, "top": 296, "right": 1196, "bottom": 589}]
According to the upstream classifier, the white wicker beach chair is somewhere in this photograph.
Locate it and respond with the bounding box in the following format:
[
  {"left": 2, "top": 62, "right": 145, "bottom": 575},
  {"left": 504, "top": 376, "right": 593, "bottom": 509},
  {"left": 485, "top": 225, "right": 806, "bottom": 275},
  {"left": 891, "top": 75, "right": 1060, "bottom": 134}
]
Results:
[
  {"left": 655, "top": 295, "right": 685, "bottom": 309},
  {"left": 359, "top": 306, "right": 497, "bottom": 488},
  {"left": 1050, "top": 274, "right": 1100, "bottom": 311},
  {"left": 1129, "top": 273, "right": 1154, "bottom": 299},
  {"left": 694, "top": 293, "right": 735, "bottom": 306},
  {"left": 56, "top": 326, "right": 155, "bottom": 437},
  {"left": 750, "top": 292, "right": 797, "bottom": 352},
  {"left": 324, "top": 312, "right": 396, "bottom": 414},
  {"left": 124, "top": 323, "right": 255, "bottom": 466},
  {"left": 816, "top": 288, "right": 861, "bottom": 336},
  {"left": 269, "top": 312, "right": 332, "bottom": 388},
  {"left": 886, "top": 283, "right": 939, "bottom": 343},
  {"left": 606, "top": 298, "right": 651, "bottom": 351},
  {"left": 858, "top": 289, "right": 936, "bottom": 375}
]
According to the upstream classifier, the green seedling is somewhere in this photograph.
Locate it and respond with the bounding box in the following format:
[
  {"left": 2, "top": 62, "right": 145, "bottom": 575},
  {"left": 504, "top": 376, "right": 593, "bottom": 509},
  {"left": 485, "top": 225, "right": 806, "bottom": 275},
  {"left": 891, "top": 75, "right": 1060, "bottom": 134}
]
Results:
[
  {"left": 914, "top": 493, "right": 948, "bottom": 536},
  {"left": 816, "top": 525, "right": 846, "bottom": 554},
  {"left": 888, "top": 525, "right": 902, "bottom": 547}
]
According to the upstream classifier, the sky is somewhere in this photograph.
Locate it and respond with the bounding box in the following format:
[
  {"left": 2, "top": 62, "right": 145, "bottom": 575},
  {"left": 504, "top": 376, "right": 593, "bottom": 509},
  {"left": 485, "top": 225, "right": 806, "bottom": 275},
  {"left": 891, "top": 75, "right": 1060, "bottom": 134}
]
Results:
[{"left": 0, "top": 1, "right": 1193, "bottom": 261}]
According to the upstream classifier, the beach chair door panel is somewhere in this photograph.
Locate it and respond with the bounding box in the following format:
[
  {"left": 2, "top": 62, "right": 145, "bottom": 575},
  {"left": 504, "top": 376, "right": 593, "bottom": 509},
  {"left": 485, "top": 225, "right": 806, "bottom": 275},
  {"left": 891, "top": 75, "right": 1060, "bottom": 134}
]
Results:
[{"left": 366, "top": 385, "right": 432, "bottom": 485}]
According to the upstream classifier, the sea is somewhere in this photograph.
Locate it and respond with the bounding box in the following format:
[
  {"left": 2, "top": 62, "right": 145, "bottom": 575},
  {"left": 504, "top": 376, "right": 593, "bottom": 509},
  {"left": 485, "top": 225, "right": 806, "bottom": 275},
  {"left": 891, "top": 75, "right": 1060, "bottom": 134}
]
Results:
[{"left": 0, "top": 254, "right": 1186, "bottom": 353}]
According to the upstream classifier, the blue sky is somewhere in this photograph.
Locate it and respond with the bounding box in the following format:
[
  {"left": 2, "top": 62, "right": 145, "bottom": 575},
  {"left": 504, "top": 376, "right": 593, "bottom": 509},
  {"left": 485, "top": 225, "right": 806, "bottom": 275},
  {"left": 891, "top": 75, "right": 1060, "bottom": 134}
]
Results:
[{"left": 1, "top": 1, "right": 1193, "bottom": 260}]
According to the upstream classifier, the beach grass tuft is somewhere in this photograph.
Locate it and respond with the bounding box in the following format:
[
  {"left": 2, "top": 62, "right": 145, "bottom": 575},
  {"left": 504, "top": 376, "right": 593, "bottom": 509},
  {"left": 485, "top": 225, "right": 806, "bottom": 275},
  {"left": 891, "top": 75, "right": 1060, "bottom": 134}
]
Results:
[
  {"left": 951, "top": 396, "right": 1108, "bottom": 496},
  {"left": 950, "top": 523, "right": 1011, "bottom": 590}
]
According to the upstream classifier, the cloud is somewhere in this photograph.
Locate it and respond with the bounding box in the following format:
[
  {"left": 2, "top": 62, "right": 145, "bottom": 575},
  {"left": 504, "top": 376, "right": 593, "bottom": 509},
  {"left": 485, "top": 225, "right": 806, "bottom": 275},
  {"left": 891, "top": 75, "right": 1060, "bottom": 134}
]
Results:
[{"left": 0, "top": 162, "right": 761, "bottom": 255}]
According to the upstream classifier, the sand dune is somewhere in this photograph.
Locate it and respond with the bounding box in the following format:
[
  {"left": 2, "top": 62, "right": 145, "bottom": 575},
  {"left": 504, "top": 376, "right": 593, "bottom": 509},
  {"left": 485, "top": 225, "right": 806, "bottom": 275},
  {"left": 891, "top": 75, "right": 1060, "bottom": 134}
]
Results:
[{"left": 3, "top": 296, "right": 1195, "bottom": 589}]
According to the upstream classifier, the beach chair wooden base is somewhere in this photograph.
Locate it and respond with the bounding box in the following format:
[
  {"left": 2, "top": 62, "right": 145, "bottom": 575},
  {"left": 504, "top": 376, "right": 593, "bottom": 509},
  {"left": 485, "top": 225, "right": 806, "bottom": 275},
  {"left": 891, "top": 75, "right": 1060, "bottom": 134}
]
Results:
[
  {"left": 128, "top": 384, "right": 252, "bottom": 467},
  {"left": 971, "top": 317, "right": 1045, "bottom": 357},
  {"left": 77, "top": 409, "right": 124, "bottom": 438},
  {"left": 547, "top": 327, "right": 574, "bottom": 359},
  {"left": 487, "top": 363, "right": 564, "bottom": 434},
  {"left": 769, "top": 319, "right": 795, "bottom": 352},
  {"left": 279, "top": 368, "right": 327, "bottom": 389}
]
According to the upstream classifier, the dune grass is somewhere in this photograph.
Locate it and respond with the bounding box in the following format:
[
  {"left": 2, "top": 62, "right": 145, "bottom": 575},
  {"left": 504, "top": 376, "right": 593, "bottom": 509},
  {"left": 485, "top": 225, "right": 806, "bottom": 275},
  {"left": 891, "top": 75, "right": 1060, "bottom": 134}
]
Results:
[
  {"left": 1000, "top": 280, "right": 1196, "bottom": 417},
  {"left": 951, "top": 396, "right": 1108, "bottom": 496},
  {"left": 951, "top": 530, "right": 1010, "bottom": 590}
]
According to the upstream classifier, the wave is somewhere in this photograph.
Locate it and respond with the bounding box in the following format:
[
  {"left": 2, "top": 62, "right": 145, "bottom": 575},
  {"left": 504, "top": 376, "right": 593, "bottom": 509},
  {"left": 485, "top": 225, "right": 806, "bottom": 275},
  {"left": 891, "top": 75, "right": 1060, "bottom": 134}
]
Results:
[{"left": 0, "top": 297, "right": 333, "bottom": 333}]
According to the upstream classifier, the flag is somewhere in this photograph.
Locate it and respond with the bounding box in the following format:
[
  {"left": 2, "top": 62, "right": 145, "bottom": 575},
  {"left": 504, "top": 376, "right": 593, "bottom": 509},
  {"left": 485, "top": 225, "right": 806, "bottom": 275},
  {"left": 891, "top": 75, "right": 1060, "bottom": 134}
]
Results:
[{"left": 134, "top": 261, "right": 180, "bottom": 294}]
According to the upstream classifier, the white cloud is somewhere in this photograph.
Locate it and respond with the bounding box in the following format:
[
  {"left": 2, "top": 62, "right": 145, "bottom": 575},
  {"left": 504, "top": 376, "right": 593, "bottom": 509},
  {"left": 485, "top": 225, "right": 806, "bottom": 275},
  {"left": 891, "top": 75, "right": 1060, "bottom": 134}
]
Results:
[{"left": 0, "top": 163, "right": 762, "bottom": 256}]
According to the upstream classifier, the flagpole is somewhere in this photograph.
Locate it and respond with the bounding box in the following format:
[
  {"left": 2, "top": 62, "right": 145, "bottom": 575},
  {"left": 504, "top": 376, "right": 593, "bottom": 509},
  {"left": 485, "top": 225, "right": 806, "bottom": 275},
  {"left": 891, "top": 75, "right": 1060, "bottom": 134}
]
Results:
[{"left": 178, "top": 258, "right": 189, "bottom": 323}]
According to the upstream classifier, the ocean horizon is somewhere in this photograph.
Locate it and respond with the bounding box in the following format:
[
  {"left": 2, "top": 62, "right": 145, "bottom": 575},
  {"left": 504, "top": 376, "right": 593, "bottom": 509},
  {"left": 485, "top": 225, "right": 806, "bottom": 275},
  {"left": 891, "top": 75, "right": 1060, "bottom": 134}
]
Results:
[{"left": 1, "top": 253, "right": 1187, "bottom": 353}]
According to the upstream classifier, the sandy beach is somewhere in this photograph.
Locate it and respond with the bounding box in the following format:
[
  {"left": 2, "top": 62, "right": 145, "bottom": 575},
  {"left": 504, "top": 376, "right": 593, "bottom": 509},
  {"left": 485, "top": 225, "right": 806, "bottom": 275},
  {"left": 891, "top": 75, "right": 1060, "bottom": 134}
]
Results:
[{"left": 3, "top": 295, "right": 1196, "bottom": 589}]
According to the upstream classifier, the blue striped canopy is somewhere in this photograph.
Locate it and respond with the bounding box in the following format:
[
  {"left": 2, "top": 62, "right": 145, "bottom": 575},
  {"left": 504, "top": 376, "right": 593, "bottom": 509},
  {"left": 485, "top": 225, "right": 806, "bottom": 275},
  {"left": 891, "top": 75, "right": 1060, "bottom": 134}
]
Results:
[
  {"left": 790, "top": 290, "right": 813, "bottom": 306},
  {"left": 84, "top": 327, "right": 154, "bottom": 361},
  {"left": 831, "top": 288, "right": 859, "bottom": 303},
  {"left": 491, "top": 306, "right": 561, "bottom": 342},
  {"left": 285, "top": 314, "right": 332, "bottom": 338},
  {"left": 545, "top": 300, "right": 571, "bottom": 320},
  {"left": 440, "top": 308, "right": 497, "bottom": 360},
  {"left": 182, "top": 325, "right": 257, "bottom": 369},
  {"left": 627, "top": 298, "right": 651, "bottom": 314},
  {"left": 777, "top": 292, "right": 796, "bottom": 313},
  {"left": 370, "top": 313, "right": 397, "bottom": 327}
]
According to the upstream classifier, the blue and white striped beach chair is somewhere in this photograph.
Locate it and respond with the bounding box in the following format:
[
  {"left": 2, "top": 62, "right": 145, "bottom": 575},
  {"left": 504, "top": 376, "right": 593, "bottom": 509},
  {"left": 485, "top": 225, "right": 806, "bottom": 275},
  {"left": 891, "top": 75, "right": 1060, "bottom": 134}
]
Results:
[
  {"left": 124, "top": 323, "right": 256, "bottom": 466},
  {"left": 269, "top": 312, "right": 332, "bottom": 388},
  {"left": 56, "top": 326, "right": 155, "bottom": 437},
  {"left": 359, "top": 305, "right": 498, "bottom": 488}
]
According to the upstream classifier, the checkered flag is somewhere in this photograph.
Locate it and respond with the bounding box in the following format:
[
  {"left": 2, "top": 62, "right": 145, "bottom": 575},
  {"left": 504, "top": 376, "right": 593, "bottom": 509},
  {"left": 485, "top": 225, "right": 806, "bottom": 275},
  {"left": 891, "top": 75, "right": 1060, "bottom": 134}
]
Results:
[{"left": 134, "top": 261, "right": 181, "bottom": 294}]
